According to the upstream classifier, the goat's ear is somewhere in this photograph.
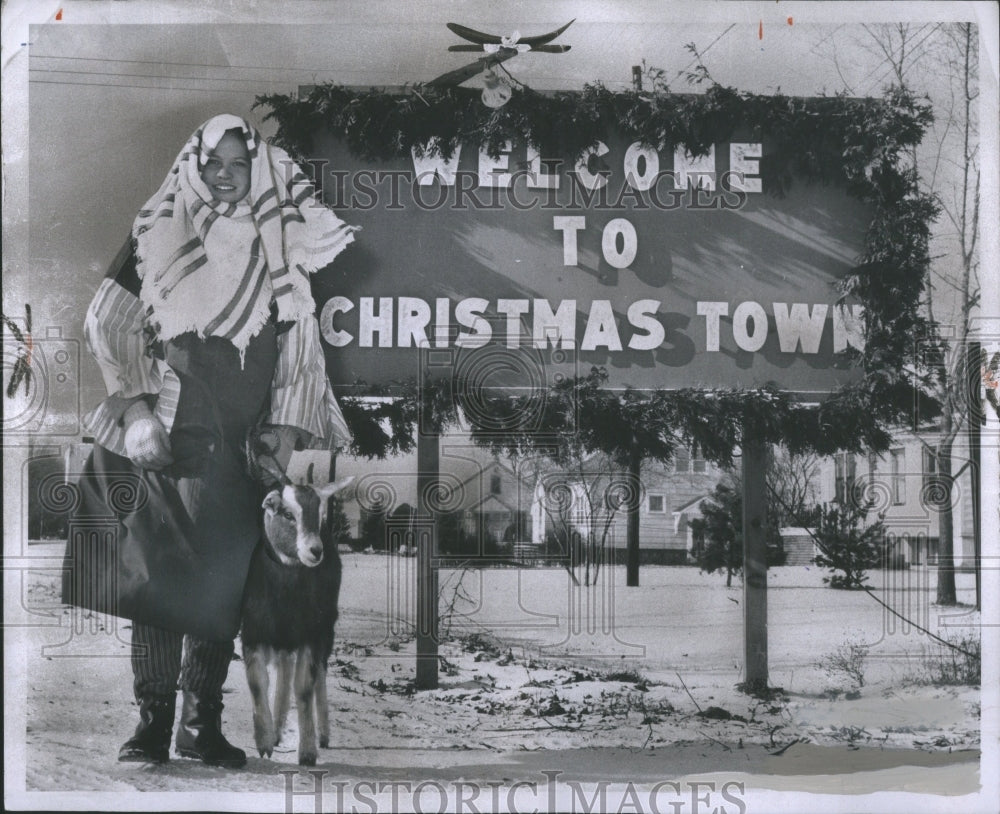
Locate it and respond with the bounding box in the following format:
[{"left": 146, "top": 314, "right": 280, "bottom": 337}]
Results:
[
  {"left": 262, "top": 489, "right": 283, "bottom": 513},
  {"left": 315, "top": 476, "right": 355, "bottom": 501}
]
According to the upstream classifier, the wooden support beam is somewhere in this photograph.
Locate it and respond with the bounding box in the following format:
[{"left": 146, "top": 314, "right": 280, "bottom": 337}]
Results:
[
  {"left": 415, "top": 429, "right": 440, "bottom": 689},
  {"left": 427, "top": 49, "right": 517, "bottom": 87},
  {"left": 626, "top": 441, "right": 641, "bottom": 587},
  {"left": 741, "top": 438, "right": 769, "bottom": 694}
]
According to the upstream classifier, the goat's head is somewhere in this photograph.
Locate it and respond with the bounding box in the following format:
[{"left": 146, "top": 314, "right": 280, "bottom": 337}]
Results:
[{"left": 262, "top": 477, "right": 355, "bottom": 567}]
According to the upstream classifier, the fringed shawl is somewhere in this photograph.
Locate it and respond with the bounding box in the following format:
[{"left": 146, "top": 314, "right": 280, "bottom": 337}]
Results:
[{"left": 134, "top": 114, "right": 356, "bottom": 360}]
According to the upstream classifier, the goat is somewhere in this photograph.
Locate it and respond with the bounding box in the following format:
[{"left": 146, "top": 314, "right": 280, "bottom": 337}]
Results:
[{"left": 240, "top": 474, "right": 354, "bottom": 766}]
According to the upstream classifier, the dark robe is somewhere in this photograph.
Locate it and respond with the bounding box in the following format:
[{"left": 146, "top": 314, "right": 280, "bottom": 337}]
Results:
[{"left": 61, "top": 247, "right": 280, "bottom": 642}]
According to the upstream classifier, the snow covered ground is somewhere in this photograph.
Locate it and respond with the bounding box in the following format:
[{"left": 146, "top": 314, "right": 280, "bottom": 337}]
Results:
[{"left": 7, "top": 549, "right": 987, "bottom": 812}]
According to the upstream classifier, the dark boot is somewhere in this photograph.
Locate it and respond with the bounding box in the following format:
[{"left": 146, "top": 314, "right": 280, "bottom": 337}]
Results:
[
  {"left": 118, "top": 693, "right": 176, "bottom": 763},
  {"left": 175, "top": 692, "right": 246, "bottom": 768}
]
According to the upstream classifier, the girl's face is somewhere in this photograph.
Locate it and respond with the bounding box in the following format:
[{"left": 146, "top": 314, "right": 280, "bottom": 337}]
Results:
[{"left": 200, "top": 130, "right": 251, "bottom": 203}]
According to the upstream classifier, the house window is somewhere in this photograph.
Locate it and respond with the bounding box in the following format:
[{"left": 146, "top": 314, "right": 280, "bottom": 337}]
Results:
[
  {"left": 674, "top": 449, "right": 690, "bottom": 472},
  {"left": 834, "top": 453, "right": 856, "bottom": 504},
  {"left": 692, "top": 456, "right": 707, "bottom": 473},
  {"left": 648, "top": 494, "right": 665, "bottom": 513},
  {"left": 490, "top": 473, "right": 502, "bottom": 495},
  {"left": 922, "top": 448, "right": 937, "bottom": 488},
  {"left": 890, "top": 448, "right": 905, "bottom": 505}
]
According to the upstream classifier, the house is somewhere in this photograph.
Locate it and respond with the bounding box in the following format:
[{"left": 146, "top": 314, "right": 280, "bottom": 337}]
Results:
[
  {"left": 329, "top": 421, "right": 979, "bottom": 570},
  {"left": 450, "top": 457, "right": 534, "bottom": 544},
  {"left": 528, "top": 449, "right": 723, "bottom": 565},
  {"left": 672, "top": 494, "right": 713, "bottom": 559},
  {"left": 329, "top": 422, "right": 724, "bottom": 563},
  {"left": 328, "top": 429, "right": 535, "bottom": 552},
  {"left": 814, "top": 430, "right": 978, "bottom": 568}
]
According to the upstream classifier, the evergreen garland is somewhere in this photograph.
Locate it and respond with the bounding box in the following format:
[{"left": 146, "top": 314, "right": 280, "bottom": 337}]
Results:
[{"left": 256, "top": 79, "right": 938, "bottom": 461}]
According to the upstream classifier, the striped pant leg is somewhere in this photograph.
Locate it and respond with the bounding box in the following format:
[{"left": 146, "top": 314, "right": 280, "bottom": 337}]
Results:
[
  {"left": 131, "top": 622, "right": 183, "bottom": 699},
  {"left": 179, "top": 635, "right": 235, "bottom": 698}
]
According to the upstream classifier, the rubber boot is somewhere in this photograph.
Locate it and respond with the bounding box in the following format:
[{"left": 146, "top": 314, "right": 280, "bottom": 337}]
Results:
[
  {"left": 118, "top": 693, "right": 176, "bottom": 763},
  {"left": 175, "top": 691, "right": 246, "bottom": 768}
]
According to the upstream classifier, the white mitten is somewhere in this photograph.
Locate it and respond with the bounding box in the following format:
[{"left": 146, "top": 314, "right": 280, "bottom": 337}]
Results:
[{"left": 123, "top": 401, "right": 173, "bottom": 469}]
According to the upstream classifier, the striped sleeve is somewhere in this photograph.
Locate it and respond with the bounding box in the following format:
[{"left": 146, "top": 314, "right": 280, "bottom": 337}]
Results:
[
  {"left": 268, "top": 317, "right": 352, "bottom": 449},
  {"left": 85, "top": 278, "right": 166, "bottom": 398},
  {"left": 81, "top": 278, "right": 179, "bottom": 452}
]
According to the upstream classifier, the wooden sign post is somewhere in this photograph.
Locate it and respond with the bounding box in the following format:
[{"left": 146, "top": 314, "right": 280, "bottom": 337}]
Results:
[
  {"left": 625, "top": 440, "right": 641, "bottom": 587},
  {"left": 415, "top": 419, "right": 440, "bottom": 690},
  {"left": 741, "top": 437, "right": 769, "bottom": 693}
]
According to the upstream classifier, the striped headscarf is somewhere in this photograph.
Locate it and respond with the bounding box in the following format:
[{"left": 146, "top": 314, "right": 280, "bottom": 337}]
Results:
[{"left": 134, "top": 114, "right": 356, "bottom": 358}]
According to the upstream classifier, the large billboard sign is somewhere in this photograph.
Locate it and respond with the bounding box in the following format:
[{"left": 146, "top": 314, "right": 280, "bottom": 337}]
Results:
[{"left": 309, "top": 126, "right": 871, "bottom": 393}]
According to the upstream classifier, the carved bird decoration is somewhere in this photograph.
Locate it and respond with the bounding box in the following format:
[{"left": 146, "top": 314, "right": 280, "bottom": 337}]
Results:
[
  {"left": 445, "top": 19, "right": 574, "bottom": 53},
  {"left": 429, "top": 19, "right": 574, "bottom": 87}
]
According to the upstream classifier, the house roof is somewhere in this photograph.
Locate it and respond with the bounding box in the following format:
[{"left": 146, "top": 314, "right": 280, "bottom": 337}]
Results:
[
  {"left": 671, "top": 493, "right": 712, "bottom": 533},
  {"left": 454, "top": 458, "right": 528, "bottom": 492},
  {"left": 466, "top": 492, "right": 522, "bottom": 514},
  {"left": 672, "top": 494, "right": 712, "bottom": 514},
  {"left": 450, "top": 458, "right": 533, "bottom": 513}
]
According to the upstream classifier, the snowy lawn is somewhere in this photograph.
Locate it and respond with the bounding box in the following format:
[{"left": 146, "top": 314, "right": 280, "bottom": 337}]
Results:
[{"left": 16, "top": 549, "right": 981, "bottom": 801}]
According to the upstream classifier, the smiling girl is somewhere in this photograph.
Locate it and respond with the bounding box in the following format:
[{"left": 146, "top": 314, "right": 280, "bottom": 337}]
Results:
[{"left": 62, "top": 114, "right": 357, "bottom": 768}]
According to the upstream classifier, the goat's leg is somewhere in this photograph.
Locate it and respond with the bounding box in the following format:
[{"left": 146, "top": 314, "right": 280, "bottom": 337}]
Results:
[
  {"left": 293, "top": 645, "right": 318, "bottom": 766},
  {"left": 273, "top": 649, "right": 294, "bottom": 743},
  {"left": 244, "top": 646, "right": 277, "bottom": 758},
  {"left": 315, "top": 659, "right": 330, "bottom": 749}
]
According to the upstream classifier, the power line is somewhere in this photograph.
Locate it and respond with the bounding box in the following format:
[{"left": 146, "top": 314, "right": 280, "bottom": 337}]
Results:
[
  {"left": 673, "top": 23, "right": 736, "bottom": 82},
  {"left": 858, "top": 23, "right": 940, "bottom": 96},
  {"left": 810, "top": 23, "right": 848, "bottom": 55},
  {"left": 29, "top": 53, "right": 595, "bottom": 84},
  {"left": 27, "top": 78, "right": 267, "bottom": 94},
  {"left": 31, "top": 53, "right": 229, "bottom": 68},
  {"left": 29, "top": 52, "right": 367, "bottom": 75},
  {"left": 26, "top": 66, "right": 664, "bottom": 92},
  {"left": 28, "top": 66, "right": 309, "bottom": 85}
]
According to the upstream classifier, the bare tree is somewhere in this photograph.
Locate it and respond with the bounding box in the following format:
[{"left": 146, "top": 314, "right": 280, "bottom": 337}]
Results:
[
  {"left": 926, "top": 24, "right": 980, "bottom": 606},
  {"left": 528, "top": 451, "right": 630, "bottom": 587},
  {"left": 767, "top": 447, "right": 821, "bottom": 527},
  {"left": 819, "top": 23, "right": 981, "bottom": 605}
]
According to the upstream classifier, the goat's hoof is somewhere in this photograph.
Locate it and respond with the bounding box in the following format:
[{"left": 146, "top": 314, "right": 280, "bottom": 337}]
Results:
[
  {"left": 253, "top": 724, "right": 277, "bottom": 759},
  {"left": 299, "top": 751, "right": 317, "bottom": 766},
  {"left": 319, "top": 736, "right": 329, "bottom": 749}
]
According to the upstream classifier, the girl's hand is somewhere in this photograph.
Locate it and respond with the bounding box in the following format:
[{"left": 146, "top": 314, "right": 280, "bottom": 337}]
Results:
[{"left": 123, "top": 401, "right": 174, "bottom": 469}]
